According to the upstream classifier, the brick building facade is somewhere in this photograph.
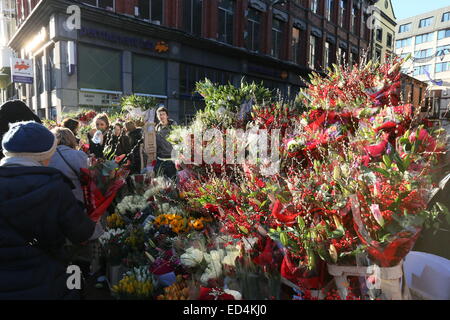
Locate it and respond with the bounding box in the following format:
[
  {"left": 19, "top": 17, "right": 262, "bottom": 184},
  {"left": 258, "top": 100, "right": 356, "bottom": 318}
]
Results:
[{"left": 9, "top": 0, "right": 375, "bottom": 122}]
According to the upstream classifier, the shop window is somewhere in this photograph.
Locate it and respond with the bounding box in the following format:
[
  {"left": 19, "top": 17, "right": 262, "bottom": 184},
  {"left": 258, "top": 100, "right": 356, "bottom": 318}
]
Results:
[
  {"left": 132, "top": 55, "right": 166, "bottom": 96},
  {"left": 78, "top": 44, "right": 122, "bottom": 92}
]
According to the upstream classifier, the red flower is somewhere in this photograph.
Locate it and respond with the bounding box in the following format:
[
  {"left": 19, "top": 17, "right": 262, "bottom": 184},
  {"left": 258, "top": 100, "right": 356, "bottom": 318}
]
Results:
[
  {"left": 271, "top": 200, "right": 299, "bottom": 225},
  {"left": 365, "top": 134, "right": 389, "bottom": 157}
]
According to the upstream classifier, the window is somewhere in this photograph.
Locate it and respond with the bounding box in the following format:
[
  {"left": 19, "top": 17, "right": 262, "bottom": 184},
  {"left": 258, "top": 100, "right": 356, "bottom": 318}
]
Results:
[
  {"left": 138, "top": 0, "right": 163, "bottom": 23},
  {"left": 337, "top": 46, "right": 345, "bottom": 65},
  {"left": 183, "top": 0, "right": 202, "bottom": 35},
  {"left": 133, "top": 55, "right": 166, "bottom": 95},
  {"left": 78, "top": 44, "right": 122, "bottom": 91},
  {"left": 443, "top": 12, "right": 450, "bottom": 22},
  {"left": 179, "top": 63, "right": 234, "bottom": 94},
  {"left": 437, "top": 45, "right": 450, "bottom": 56},
  {"left": 376, "top": 28, "right": 382, "bottom": 42},
  {"left": 436, "top": 62, "right": 450, "bottom": 73},
  {"left": 350, "top": 5, "right": 358, "bottom": 34},
  {"left": 83, "top": 0, "right": 115, "bottom": 10},
  {"left": 387, "top": 33, "right": 393, "bottom": 48},
  {"left": 413, "top": 64, "right": 431, "bottom": 76},
  {"left": 399, "top": 23, "right": 411, "bottom": 33},
  {"left": 246, "top": 8, "right": 261, "bottom": 52},
  {"left": 351, "top": 51, "right": 358, "bottom": 66},
  {"left": 415, "top": 32, "right": 434, "bottom": 44},
  {"left": 419, "top": 17, "right": 433, "bottom": 28},
  {"left": 414, "top": 49, "right": 433, "bottom": 59},
  {"left": 396, "top": 37, "right": 412, "bottom": 48},
  {"left": 271, "top": 18, "right": 284, "bottom": 58},
  {"left": 324, "top": 41, "right": 331, "bottom": 69},
  {"left": 438, "top": 29, "right": 450, "bottom": 40},
  {"left": 309, "top": 35, "right": 316, "bottom": 69},
  {"left": 35, "top": 54, "right": 44, "bottom": 96},
  {"left": 48, "top": 46, "right": 56, "bottom": 91},
  {"left": 326, "top": 0, "right": 333, "bottom": 21},
  {"left": 291, "top": 27, "right": 300, "bottom": 64},
  {"left": 375, "top": 49, "right": 382, "bottom": 62},
  {"left": 311, "top": 0, "right": 318, "bottom": 14},
  {"left": 338, "top": 0, "right": 346, "bottom": 28},
  {"left": 218, "top": 0, "right": 234, "bottom": 45}
]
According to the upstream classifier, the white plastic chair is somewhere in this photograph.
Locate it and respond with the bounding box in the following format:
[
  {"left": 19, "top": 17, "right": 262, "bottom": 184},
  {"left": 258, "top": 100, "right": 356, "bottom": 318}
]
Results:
[{"left": 403, "top": 251, "right": 450, "bottom": 300}]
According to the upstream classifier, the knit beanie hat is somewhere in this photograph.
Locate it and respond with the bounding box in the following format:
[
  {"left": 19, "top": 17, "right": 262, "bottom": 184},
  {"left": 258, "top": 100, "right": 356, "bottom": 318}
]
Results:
[{"left": 1, "top": 121, "right": 57, "bottom": 162}]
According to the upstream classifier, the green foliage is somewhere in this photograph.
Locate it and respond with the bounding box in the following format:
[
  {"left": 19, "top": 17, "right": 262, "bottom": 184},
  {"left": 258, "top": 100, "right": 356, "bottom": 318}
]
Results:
[
  {"left": 195, "top": 79, "right": 273, "bottom": 114},
  {"left": 121, "top": 95, "right": 159, "bottom": 112}
]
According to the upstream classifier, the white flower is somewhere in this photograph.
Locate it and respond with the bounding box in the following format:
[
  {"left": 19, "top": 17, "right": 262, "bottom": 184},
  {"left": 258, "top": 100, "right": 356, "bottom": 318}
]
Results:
[
  {"left": 180, "top": 248, "right": 205, "bottom": 267},
  {"left": 224, "top": 289, "right": 242, "bottom": 300},
  {"left": 223, "top": 250, "right": 240, "bottom": 267}
]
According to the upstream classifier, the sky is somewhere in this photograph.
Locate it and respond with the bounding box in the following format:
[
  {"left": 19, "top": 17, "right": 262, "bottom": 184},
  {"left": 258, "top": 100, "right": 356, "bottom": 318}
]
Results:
[{"left": 391, "top": 0, "right": 450, "bottom": 20}]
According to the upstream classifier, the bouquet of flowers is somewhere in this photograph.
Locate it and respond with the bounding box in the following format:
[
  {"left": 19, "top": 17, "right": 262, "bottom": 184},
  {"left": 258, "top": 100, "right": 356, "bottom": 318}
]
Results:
[{"left": 80, "top": 159, "right": 129, "bottom": 222}]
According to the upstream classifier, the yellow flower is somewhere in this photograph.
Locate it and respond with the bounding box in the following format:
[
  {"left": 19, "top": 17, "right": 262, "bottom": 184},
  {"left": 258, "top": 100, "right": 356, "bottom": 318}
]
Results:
[{"left": 192, "top": 219, "right": 204, "bottom": 230}]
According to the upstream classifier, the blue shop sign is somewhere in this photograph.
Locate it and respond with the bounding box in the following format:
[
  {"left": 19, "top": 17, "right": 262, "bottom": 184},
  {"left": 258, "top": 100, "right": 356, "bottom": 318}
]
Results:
[{"left": 79, "top": 27, "right": 169, "bottom": 53}]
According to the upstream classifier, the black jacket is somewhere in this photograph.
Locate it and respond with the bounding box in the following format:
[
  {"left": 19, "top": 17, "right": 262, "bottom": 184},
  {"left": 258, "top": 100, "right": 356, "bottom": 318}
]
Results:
[{"left": 0, "top": 166, "right": 95, "bottom": 299}]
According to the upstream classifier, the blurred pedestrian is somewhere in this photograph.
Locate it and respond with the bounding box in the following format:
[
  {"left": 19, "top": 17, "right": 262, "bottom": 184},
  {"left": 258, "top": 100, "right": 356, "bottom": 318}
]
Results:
[
  {"left": 49, "top": 127, "right": 88, "bottom": 204},
  {"left": 155, "top": 106, "right": 177, "bottom": 180},
  {"left": 125, "top": 121, "right": 143, "bottom": 174},
  {"left": 62, "top": 118, "right": 81, "bottom": 144}
]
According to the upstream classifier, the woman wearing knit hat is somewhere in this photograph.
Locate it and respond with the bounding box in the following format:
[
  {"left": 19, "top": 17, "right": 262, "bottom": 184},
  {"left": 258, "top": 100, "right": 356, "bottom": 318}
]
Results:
[
  {"left": 0, "top": 121, "right": 96, "bottom": 300},
  {"left": 0, "top": 100, "right": 41, "bottom": 160}
]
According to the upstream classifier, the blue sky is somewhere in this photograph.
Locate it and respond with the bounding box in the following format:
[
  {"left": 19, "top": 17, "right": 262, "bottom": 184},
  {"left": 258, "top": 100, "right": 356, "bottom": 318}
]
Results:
[{"left": 391, "top": 0, "right": 450, "bottom": 20}]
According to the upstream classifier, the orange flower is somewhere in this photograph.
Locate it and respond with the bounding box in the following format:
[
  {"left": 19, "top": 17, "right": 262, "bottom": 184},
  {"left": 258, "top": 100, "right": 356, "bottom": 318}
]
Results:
[{"left": 192, "top": 220, "right": 204, "bottom": 230}]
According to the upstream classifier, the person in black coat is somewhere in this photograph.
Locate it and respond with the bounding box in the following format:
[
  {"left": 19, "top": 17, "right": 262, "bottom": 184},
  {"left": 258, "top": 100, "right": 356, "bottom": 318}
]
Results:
[
  {"left": 0, "top": 121, "right": 96, "bottom": 300},
  {"left": 0, "top": 100, "right": 41, "bottom": 160},
  {"left": 125, "top": 121, "right": 143, "bottom": 174}
]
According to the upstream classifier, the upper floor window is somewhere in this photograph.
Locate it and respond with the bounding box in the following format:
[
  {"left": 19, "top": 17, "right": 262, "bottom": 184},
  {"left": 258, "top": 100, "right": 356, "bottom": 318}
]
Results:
[
  {"left": 387, "top": 33, "right": 393, "bottom": 48},
  {"left": 338, "top": 0, "right": 346, "bottom": 28},
  {"left": 350, "top": 4, "right": 358, "bottom": 34},
  {"left": 218, "top": 0, "right": 235, "bottom": 45},
  {"left": 396, "top": 37, "right": 412, "bottom": 48},
  {"left": 376, "top": 28, "right": 383, "bottom": 42},
  {"left": 183, "top": 0, "right": 202, "bottom": 35},
  {"left": 271, "top": 18, "right": 285, "bottom": 59},
  {"left": 437, "top": 45, "right": 450, "bottom": 56},
  {"left": 326, "top": 0, "right": 333, "bottom": 21},
  {"left": 310, "top": 0, "right": 318, "bottom": 14},
  {"left": 438, "top": 29, "right": 450, "bottom": 40},
  {"left": 418, "top": 17, "right": 433, "bottom": 28},
  {"left": 399, "top": 23, "right": 411, "bottom": 33},
  {"left": 413, "top": 64, "right": 431, "bottom": 76},
  {"left": 83, "top": 0, "right": 115, "bottom": 10},
  {"left": 138, "top": 0, "right": 163, "bottom": 24},
  {"left": 414, "top": 48, "right": 433, "bottom": 59},
  {"left": 246, "top": 8, "right": 261, "bottom": 52},
  {"left": 415, "top": 32, "right": 434, "bottom": 44},
  {"left": 442, "top": 12, "right": 450, "bottom": 22},
  {"left": 291, "top": 27, "right": 301, "bottom": 64},
  {"left": 436, "top": 61, "right": 450, "bottom": 73}
]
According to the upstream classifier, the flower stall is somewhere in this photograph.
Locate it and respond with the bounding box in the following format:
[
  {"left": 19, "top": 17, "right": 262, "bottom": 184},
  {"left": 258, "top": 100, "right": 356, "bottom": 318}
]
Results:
[{"left": 59, "top": 57, "right": 449, "bottom": 300}]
